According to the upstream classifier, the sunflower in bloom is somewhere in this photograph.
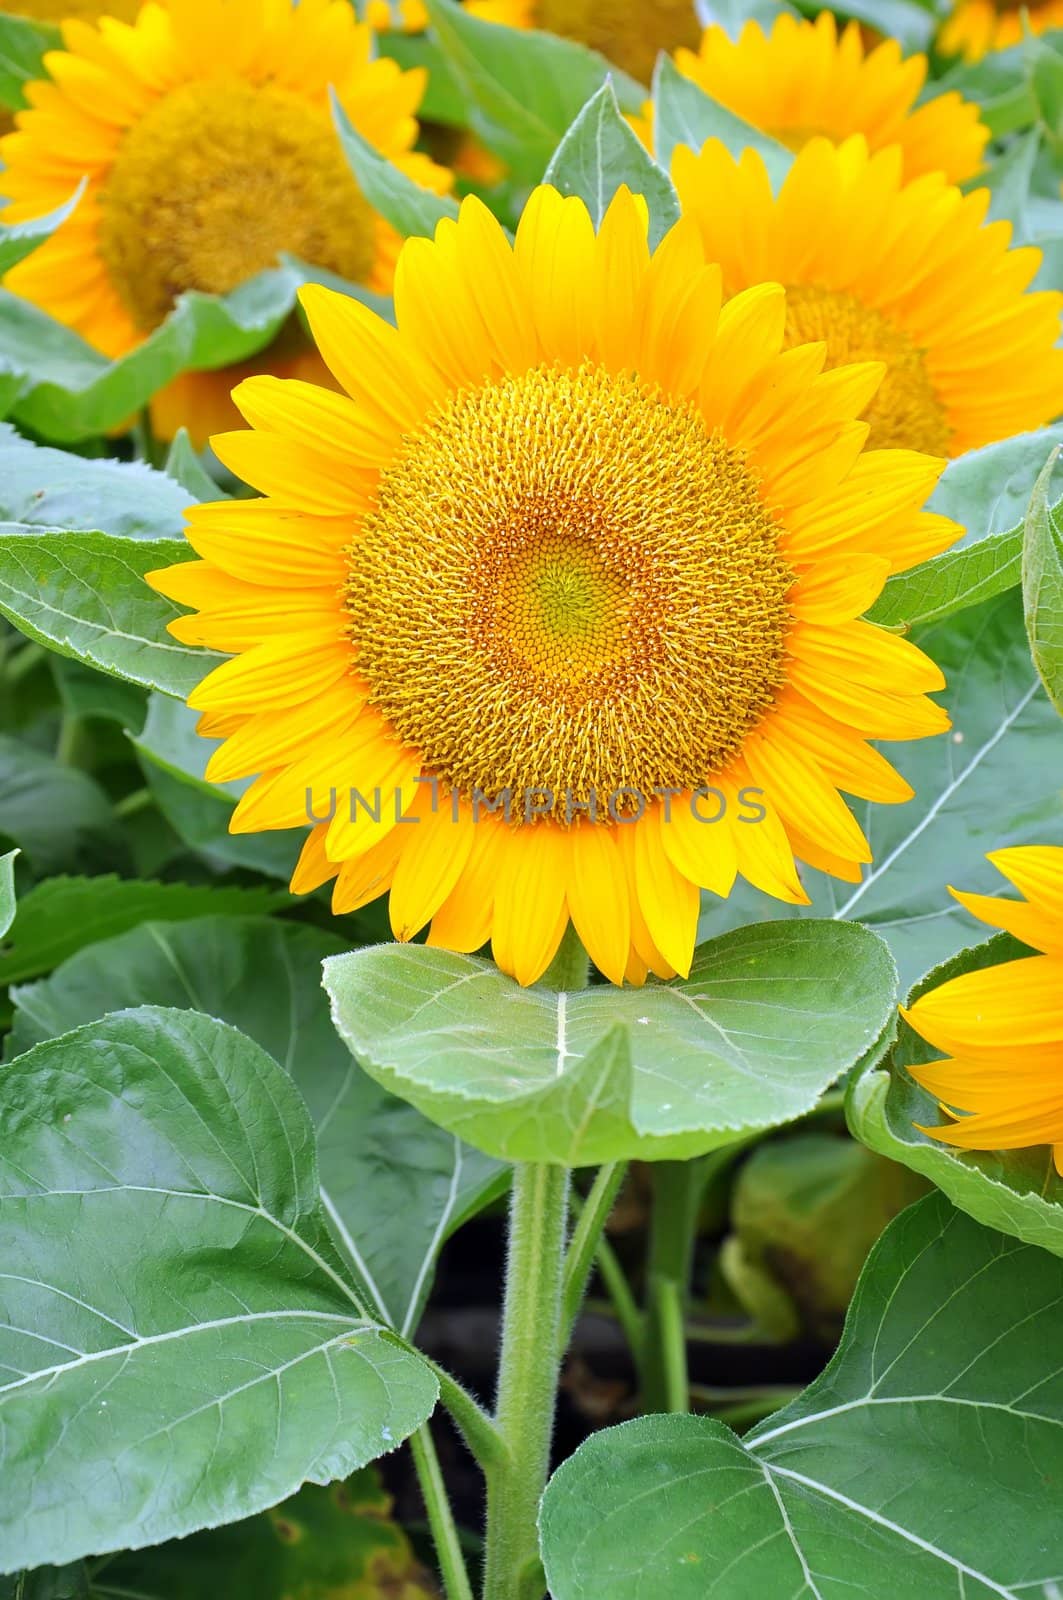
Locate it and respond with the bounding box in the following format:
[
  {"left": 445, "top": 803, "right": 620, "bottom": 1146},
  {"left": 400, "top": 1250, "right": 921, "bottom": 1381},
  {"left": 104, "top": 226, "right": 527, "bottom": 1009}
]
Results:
[
  {"left": 0, "top": 0, "right": 450, "bottom": 444},
  {"left": 673, "top": 136, "right": 1063, "bottom": 458},
  {"left": 636, "top": 12, "right": 988, "bottom": 184},
  {"left": 0, "top": 0, "right": 139, "bottom": 16},
  {"left": 368, "top": 0, "right": 698, "bottom": 85},
  {"left": 939, "top": 0, "right": 1063, "bottom": 61},
  {"left": 147, "top": 188, "right": 957, "bottom": 988},
  {"left": 902, "top": 848, "right": 1063, "bottom": 1174}
]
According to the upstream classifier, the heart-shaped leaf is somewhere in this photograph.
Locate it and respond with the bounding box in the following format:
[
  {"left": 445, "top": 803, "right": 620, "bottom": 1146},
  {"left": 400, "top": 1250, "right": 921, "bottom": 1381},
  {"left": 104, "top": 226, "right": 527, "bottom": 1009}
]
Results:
[
  {"left": 541, "top": 1191, "right": 1063, "bottom": 1597},
  {"left": 545, "top": 81, "right": 679, "bottom": 245},
  {"left": 323, "top": 920, "right": 897, "bottom": 1165},
  {"left": 10, "top": 915, "right": 506, "bottom": 1336},
  {"left": 0, "top": 1006, "right": 438, "bottom": 1573}
]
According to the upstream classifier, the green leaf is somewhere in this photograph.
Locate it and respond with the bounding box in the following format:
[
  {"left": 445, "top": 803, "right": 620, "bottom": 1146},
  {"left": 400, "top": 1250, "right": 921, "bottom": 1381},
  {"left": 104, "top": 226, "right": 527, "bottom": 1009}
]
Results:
[
  {"left": 0, "top": 876, "right": 284, "bottom": 988},
  {"left": 379, "top": 30, "right": 466, "bottom": 125},
  {"left": 0, "top": 529, "right": 217, "bottom": 698},
  {"left": 163, "top": 427, "right": 225, "bottom": 503},
  {"left": 3, "top": 262, "right": 323, "bottom": 444},
  {"left": 52, "top": 658, "right": 147, "bottom": 730},
  {"left": 96, "top": 1474, "right": 438, "bottom": 1600},
  {"left": 322, "top": 920, "right": 897, "bottom": 1165},
  {"left": 0, "top": 185, "right": 84, "bottom": 278},
  {"left": 0, "top": 735, "right": 128, "bottom": 877},
  {"left": 130, "top": 693, "right": 304, "bottom": 880},
  {"left": 848, "top": 930, "right": 1063, "bottom": 1257},
  {"left": 1023, "top": 446, "right": 1063, "bottom": 714},
  {"left": 0, "top": 13, "right": 58, "bottom": 111},
  {"left": 541, "top": 1191, "right": 1063, "bottom": 1598},
  {"left": 331, "top": 90, "right": 459, "bottom": 240},
  {"left": 651, "top": 54, "right": 793, "bottom": 181},
  {"left": 701, "top": 588, "right": 1063, "bottom": 990},
  {"left": 0, "top": 1006, "right": 438, "bottom": 1572},
  {"left": 0, "top": 423, "right": 197, "bottom": 538},
  {"left": 421, "top": 0, "right": 643, "bottom": 181},
  {"left": 975, "top": 125, "right": 1040, "bottom": 234},
  {"left": 0, "top": 1565, "right": 88, "bottom": 1600},
  {"left": 544, "top": 81, "right": 679, "bottom": 246},
  {"left": 0, "top": 848, "right": 16, "bottom": 943},
  {"left": 9, "top": 916, "right": 507, "bottom": 1334},
  {"left": 870, "top": 427, "right": 1062, "bottom": 630}
]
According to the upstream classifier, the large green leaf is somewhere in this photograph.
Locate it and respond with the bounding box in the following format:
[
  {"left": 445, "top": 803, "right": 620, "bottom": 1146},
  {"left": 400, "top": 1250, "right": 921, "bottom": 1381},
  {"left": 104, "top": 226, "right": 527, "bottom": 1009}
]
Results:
[
  {"left": 96, "top": 1473, "right": 438, "bottom": 1600},
  {"left": 0, "top": 1006, "right": 438, "bottom": 1572},
  {"left": 0, "top": 424, "right": 197, "bottom": 539},
  {"left": 651, "top": 54, "right": 792, "bottom": 181},
  {"left": 1023, "top": 448, "right": 1063, "bottom": 714},
  {"left": 9, "top": 915, "right": 506, "bottom": 1335},
  {"left": 848, "top": 930, "right": 1063, "bottom": 1257},
  {"left": 421, "top": 0, "right": 642, "bottom": 181},
  {"left": 0, "top": 849, "right": 16, "bottom": 943},
  {"left": 322, "top": 920, "right": 897, "bottom": 1166},
  {"left": 0, "top": 735, "right": 128, "bottom": 877},
  {"left": 331, "top": 91, "right": 459, "bottom": 240},
  {"left": 0, "top": 186, "right": 84, "bottom": 278},
  {"left": 541, "top": 1191, "right": 1063, "bottom": 1598},
  {"left": 0, "top": 261, "right": 369, "bottom": 444},
  {"left": 0, "top": 529, "right": 214, "bottom": 698},
  {"left": 0, "top": 876, "right": 283, "bottom": 988},
  {"left": 870, "top": 429, "right": 1062, "bottom": 630},
  {"left": 0, "top": 13, "right": 57, "bottom": 110},
  {"left": 545, "top": 82, "right": 679, "bottom": 245},
  {"left": 700, "top": 588, "right": 1063, "bottom": 990}
]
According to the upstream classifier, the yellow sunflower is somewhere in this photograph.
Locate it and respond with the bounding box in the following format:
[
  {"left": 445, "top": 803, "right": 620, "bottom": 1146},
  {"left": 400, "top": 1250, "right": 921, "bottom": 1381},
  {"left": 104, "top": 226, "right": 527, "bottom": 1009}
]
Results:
[
  {"left": 147, "top": 188, "right": 958, "bottom": 988},
  {"left": 366, "top": 0, "right": 528, "bottom": 31},
  {"left": 939, "top": 0, "right": 1063, "bottom": 61},
  {"left": 0, "top": 0, "right": 450, "bottom": 443},
  {"left": 673, "top": 135, "right": 1063, "bottom": 458},
  {"left": 902, "top": 848, "right": 1063, "bottom": 1174},
  {"left": 637, "top": 12, "right": 988, "bottom": 183},
  {"left": 0, "top": 0, "right": 139, "bottom": 16}
]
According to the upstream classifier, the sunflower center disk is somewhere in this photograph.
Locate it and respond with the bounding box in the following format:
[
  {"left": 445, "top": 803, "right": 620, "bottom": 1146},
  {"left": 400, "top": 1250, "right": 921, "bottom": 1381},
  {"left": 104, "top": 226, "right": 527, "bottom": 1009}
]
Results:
[
  {"left": 345, "top": 362, "right": 794, "bottom": 819},
  {"left": 98, "top": 80, "right": 377, "bottom": 332},
  {"left": 784, "top": 284, "right": 951, "bottom": 455}
]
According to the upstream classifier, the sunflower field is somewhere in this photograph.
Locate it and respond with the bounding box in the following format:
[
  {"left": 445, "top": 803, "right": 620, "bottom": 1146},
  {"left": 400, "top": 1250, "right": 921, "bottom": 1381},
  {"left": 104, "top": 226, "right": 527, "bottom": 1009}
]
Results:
[{"left": 2, "top": 0, "right": 1063, "bottom": 1594}]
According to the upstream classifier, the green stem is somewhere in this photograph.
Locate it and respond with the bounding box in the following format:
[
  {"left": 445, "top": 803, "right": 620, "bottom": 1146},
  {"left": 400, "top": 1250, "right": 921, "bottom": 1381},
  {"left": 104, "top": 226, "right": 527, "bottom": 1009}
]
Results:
[
  {"left": 426, "top": 1357, "right": 506, "bottom": 1471},
  {"left": 409, "top": 1422, "right": 475, "bottom": 1600},
  {"left": 584, "top": 1233, "right": 645, "bottom": 1364},
  {"left": 560, "top": 1161, "right": 627, "bottom": 1350},
  {"left": 641, "top": 1160, "right": 702, "bottom": 1414},
  {"left": 482, "top": 1162, "right": 571, "bottom": 1600}
]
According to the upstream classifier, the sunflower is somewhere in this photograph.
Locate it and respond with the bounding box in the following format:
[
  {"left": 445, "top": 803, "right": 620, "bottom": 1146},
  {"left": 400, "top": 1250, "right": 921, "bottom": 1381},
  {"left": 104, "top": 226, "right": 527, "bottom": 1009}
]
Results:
[
  {"left": 637, "top": 12, "right": 988, "bottom": 184},
  {"left": 939, "top": 0, "right": 1063, "bottom": 61},
  {"left": 673, "top": 135, "right": 1063, "bottom": 458},
  {"left": 901, "top": 848, "right": 1063, "bottom": 1174},
  {"left": 0, "top": 0, "right": 450, "bottom": 443},
  {"left": 366, "top": 0, "right": 528, "bottom": 31},
  {"left": 0, "top": 0, "right": 139, "bottom": 17},
  {"left": 147, "top": 188, "right": 957, "bottom": 988}
]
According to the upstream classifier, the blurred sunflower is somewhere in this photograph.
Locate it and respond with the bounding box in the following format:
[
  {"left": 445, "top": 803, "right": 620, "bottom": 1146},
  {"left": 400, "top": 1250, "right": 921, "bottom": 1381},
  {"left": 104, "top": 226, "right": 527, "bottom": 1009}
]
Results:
[
  {"left": 148, "top": 189, "right": 957, "bottom": 987},
  {"left": 902, "top": 848, "right": 1063, "bottom": 1173},
  {"left": 939, "top": 0, "right": 1063, "bottom": 60},
  {"left": 674, "top": 136, "right": 1063, "bottom": 457},
  {"left": 637, "top": 12, "right": 988, "bottom": 182},
  {"left": 366, "top": 0, "right": 696, "bottom": 83},
  {"left": 0, "top": 0, "right": 450, "bottom": 444}
]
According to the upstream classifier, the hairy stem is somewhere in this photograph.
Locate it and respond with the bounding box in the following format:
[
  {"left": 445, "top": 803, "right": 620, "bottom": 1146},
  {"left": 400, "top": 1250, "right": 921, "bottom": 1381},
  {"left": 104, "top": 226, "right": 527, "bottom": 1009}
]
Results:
[{"left": 410, "top": 1423, "right": 475, "bottom": 1600}]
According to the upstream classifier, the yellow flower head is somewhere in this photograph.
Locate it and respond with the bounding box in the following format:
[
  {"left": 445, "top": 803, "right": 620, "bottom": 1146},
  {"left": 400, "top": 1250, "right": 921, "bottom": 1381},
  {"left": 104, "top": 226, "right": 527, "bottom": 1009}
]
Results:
[
  {"left": 939, "top": 0, "right": 1063, "bottom": 61},
  {"left": 674, "top": 136, "right": 1063, "bottom": 458},
  {"left": 902, "top": 848, "right": 1063, "bottom": 1174},
  {"left": 148, "top": 188, "right": 958, "bottom": 987},
  {"left": 0, "top": 0, "right": 449, "bottom": 437},
  {"left": 1, "top": 0, "right": 139, "bottom": 17},
  {"left": 366, "top": 0, "right": 528, "bottom": 33},
  {"left": 639, "top": 11, "right": 988, "bottom": 183}
]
